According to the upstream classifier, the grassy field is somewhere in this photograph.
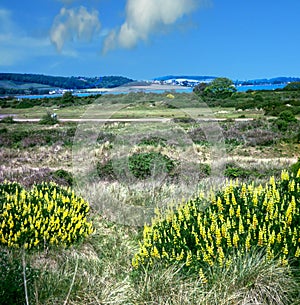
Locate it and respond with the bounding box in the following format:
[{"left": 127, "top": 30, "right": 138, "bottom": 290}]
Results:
[
  {"left": 0, "top": 91, "right": 266, "bottom": 120},
  {"left": 1, "top": 91, "right": 300, "bottom": 304}
]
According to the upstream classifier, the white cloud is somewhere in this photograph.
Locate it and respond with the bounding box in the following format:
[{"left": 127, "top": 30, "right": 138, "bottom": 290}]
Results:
[
  {"left": 102, "top": 0, "right": 204, "bottom": 53},
  {"left": 50, "top": 6, "right": 101, "bottom": 52}
]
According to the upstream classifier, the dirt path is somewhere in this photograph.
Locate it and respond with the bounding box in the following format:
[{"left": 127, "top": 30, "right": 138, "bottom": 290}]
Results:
[{"left": 12, "top": 117, "right": 254, "bottom": 123}]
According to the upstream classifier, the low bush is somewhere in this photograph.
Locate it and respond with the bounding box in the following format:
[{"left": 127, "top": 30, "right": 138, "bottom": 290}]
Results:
[
  {"left": 39, "top": 113, "right": 59, "bottom": 125},
  {"left": 290, "top": 158, "right": 300, "bottom": 177},
  {"left": 128, "top": 152, "right": 176, "bottom": 179},
  {"left": 97, "top": 152, "right": 177, "bottom": 180},
  {"left": 133, "top": 170, "right": 300, "bottom": 282},
  {"left": 51, "top": 169, "right": 74, "bottom": 186},
  {"left": 224, "top": 162, "right": 251, "bottom": 179},
  {"left": 138, "top": 136, "right": 167, "bottom": 147},
  {"left": 0, "top": 116, "right": 16, "bottom": 124},
  {"left": 0, "top": 182, "right": 93, "bottom": 250}
]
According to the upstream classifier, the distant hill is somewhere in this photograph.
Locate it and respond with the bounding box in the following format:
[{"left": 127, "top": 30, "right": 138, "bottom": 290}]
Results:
[
  {"left": 237, "top": 77, "right": 300, "bottom": 86},
  {"left": 154, "top": 75, "right": 300, "bottom": 88},
  {"left": 154, "top": 75, "right": 217, "bottom": 82},
  {"left": 0, "top": 73, "right": 134, "bottom": 95}
]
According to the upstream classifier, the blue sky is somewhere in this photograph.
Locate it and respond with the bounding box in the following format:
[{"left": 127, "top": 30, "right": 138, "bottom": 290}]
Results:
[{"left": 0, "top": 0, "right": 300, "bottom": 81}]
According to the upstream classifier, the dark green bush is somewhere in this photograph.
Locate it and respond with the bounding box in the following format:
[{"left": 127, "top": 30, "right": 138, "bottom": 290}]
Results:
[
  {"left": 39, "top": 113, "right": 59, "bottom": 125},
  {"left": 128, "top": 152, "right": 176, "bottom": 179},
  {"left": 138, "top": 136, "right": 167, "bottom": 147},
  {"left": 199, "top": 163, "right": 211, "bottom": 176},
  {"left": 279, "top": 110, "right": 297, "bottom": 123},
  {"left": 290, "top": 159, "right": 300, "bottom": 177},
  {"left": 224, "top": 163, "right": 251, "bottom": 179},
  {"left": 275, "top": 119, "right": 288, "bottom": 131},
  {"left": 97, "top": 160, "right": 117, "bottom": 180},
  {"left": 51, "top": 169, "right": 73, "bottom": 186},
  {"left": 0, "top": 116, "right": 16, "bottom": 124},
  {"left": 97, "top": 152, "right": 177, "bottom": 180},
  {"left": 15, "top": 100, "right": 35, "bottom": 109}
]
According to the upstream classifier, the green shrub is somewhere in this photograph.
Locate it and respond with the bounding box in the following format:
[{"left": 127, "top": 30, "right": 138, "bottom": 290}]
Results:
[
  {"left": 97, "top": 152, "right": 177, "bottom": 180},
  {"left": 15, "top": 100, "right": 35, "bottom": 109},
  {"left": 279, "top": 110, "right": 297, "bottom": 123},
  {"left": 224, "top": 163, "right": 251, "bottom": 179},
  {"left": 133, "top": 170, "right": 300, "bottom": 282},
  {"left": 290, "top": 158, "right": 300, "bottom": 177},
  {"left": 199, "top": 163, "right": 211, "bottom": 176},
  {"left": 275, "top": 119, "right": 288, "bottom": 131},
  {"left": 39, "top": 112, "right": 59, "bottom": 125},
  {"left": 138, "top": 136, "right": 167, "bottom": 147},
  {"left": 97, "top": 159, "right": 125, "bottom": 180},
  {"left": 128, "top": 152, "right": 176, "bottom": 179},
  {"left": 0, "top": 116, "right": 16, "bottom": 124},
  {"left": 51, "top": 169, "right": 73, "bottom": 186}
]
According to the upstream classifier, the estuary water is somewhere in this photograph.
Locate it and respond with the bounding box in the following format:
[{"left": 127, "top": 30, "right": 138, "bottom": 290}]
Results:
[{"left": 13, "top": 84, "right": 286, "bottom": 99}]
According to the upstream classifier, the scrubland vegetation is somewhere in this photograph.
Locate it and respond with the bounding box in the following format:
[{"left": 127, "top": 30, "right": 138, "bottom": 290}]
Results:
[{"left": 1, "top": 87, "right": 300, "bottom": 304}]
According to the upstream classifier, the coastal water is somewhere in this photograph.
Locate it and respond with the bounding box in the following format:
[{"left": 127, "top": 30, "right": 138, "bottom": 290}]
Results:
[
  {"left": 236, "top": 84, "right": 286, "bottom": 92},
  {"left": 13, "top": 84, "right": 286, "bottom": 99}
]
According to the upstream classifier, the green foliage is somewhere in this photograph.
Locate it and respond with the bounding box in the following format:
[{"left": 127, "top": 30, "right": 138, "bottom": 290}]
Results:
[
  {"left": 204, "top": 77, "right": 237, "bottom": 98},
  {"left": 39, "top": 112, "right": 59, "bottom": 125},
  {"left": 97, "top": 152, "right": 177, "bottom": 180},
  {"left": 97, "top": 159, "right": 122, "bottom": 180},
  {"left": 199, "top": 163, "right": 211, "bottom": 176},
  {"left": 0, "top": 250, "right": 39, "bottom": 305},
  {"left": 51, "top": 169, "right": 73, "bottom": 186},
  {"left": 128, "top": 152, "right": 176, "bottom": 179},
  {"left": 284, "top": 81, "right": 300, "bottom": 91},
  {"left": 274, "top": 110, "right": 297, "bottom": 131},
  {"left": 224, "top": 163, "right": 251, "bottom": 179},
  {"left": 290, "top": 158, "right": 300, "bottom": 177},
  {"left": 0, "top": 116, "right": 16, "bottom": 124},
  {"left": 138, "top": 136, "right": 167, "bottom": 147},
  {"left": 275, "top": 119, "right": 289, "bottom": 131},
  {"left": 0, "top": 126, "right": 76, "bottom": 148},
  {"left": 0, "top": 73, "right": 134, "bottom": 92},
  {"left": 133, "top": 170, "right": 300, "bottom": 281},
  {"left": 253, "top": 93, "right": 264, "bottom": 103},
  {"left": 279, "top": 110, "right": 297, "bottom": 122},
  {"left": 0, "top": 182, "right": 93, "bottom": 250},
  {"left": 192, "top": 82, "right": 208, "bottom": 96},
  {"left": 61, "top": 91, "right": 74, "bottom": 105},
  {"left": 14, "top": 99, "right": 35, "bottom": 109}
]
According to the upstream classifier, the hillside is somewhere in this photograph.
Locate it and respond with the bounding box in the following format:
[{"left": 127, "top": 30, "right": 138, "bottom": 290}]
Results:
[
  {"left": 0, "top": 73, "right": 134, "bottom": 95},
  {"left": 154, "top": 75, "right": 300, "bottom": 87}
]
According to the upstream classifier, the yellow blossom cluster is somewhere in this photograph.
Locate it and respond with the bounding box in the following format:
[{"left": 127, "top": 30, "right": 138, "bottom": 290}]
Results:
[
  {"left": 132, "top": 170, "right": 300, "bottom": 279},
  {"left": 0, "top": 181, "right": 94, "bottom": 250}
]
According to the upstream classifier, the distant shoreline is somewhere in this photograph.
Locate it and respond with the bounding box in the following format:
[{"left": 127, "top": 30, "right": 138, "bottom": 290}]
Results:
[{"left": 83, "top": 83, "right": 189, "bottom": 93}]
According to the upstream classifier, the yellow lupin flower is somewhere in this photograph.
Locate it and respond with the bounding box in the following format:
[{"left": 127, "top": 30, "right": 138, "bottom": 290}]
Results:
[
  {"left": 233, "top": 232, "right": 239, "bottom": 247},
  {"left": 281, "top": 170, "right": 289, "bottom": 181},
  {"left": 199, "top": 268, "right": 207, "bottom": 284}
]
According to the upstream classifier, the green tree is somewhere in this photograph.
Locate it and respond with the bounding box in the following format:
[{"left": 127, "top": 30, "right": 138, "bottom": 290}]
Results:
[
  {"left": 279, "top": 110, "right": 297, "bottom": 122},
  {"left": 204, "top": 77, "right": 237, "bottom": 98},
  {"left": 61, "top": 91, "right": 74, "bottom": 105},
  {"left": 193, "top": 82, "right": 208, "bottom": 96},
  {"left": 284, "top": 82, "right": 300, "bottom": 91}
]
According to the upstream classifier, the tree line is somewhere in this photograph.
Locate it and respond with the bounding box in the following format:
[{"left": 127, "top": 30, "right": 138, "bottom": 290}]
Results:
[{"left": 0, "top": 73, "right": 134, "bottom": 95}]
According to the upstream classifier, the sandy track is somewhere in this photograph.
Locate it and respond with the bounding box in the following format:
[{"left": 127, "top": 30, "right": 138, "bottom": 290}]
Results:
[{"left": 13, "top": 117, "right": 253, "bottom": 123}]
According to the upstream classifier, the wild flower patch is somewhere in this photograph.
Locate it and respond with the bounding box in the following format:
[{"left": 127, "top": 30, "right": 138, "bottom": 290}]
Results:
[
  {"left": 0, "top": 182, "right": 93, "bottom": 250},
  {"left": 132, "top": 170, "right": 300, "bottom": 282}
]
